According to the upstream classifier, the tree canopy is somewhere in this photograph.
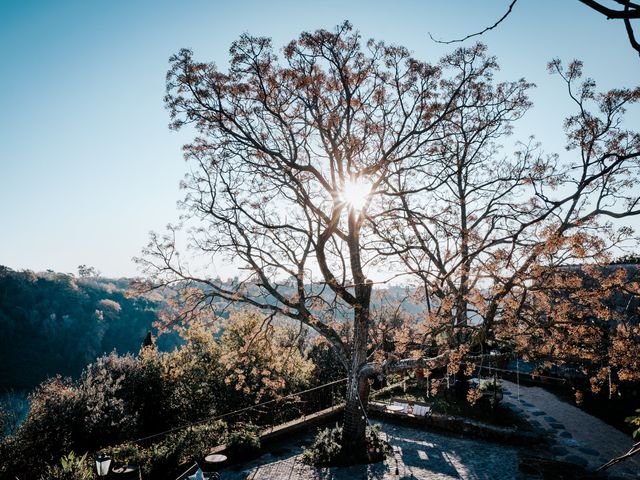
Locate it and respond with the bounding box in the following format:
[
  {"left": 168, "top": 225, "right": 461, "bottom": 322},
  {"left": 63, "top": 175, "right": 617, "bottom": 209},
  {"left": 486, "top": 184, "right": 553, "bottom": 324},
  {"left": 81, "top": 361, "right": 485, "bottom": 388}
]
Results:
[{"left": 139, "top": 21, "right": 640, "bottom": 457}]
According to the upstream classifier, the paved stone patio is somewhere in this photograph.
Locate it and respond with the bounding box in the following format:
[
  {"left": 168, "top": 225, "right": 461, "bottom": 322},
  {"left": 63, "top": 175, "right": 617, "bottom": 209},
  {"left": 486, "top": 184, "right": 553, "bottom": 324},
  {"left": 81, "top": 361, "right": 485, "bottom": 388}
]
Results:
[
  {"left": 501, "top": 380, "right": 639, "bottom": 479},
  {"left": 214, "top": 382, "right": 640, "bottom": 479},
  {"left": 221, "top": 420, "right": 520, "bottom": 479}
]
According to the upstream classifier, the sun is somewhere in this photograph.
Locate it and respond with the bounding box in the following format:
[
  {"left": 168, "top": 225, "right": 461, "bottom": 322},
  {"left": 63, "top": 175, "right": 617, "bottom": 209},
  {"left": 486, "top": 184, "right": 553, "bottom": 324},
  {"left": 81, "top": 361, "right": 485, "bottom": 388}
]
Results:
[{"left": 340, "top": 177, "right": 372, "bottom": 211}]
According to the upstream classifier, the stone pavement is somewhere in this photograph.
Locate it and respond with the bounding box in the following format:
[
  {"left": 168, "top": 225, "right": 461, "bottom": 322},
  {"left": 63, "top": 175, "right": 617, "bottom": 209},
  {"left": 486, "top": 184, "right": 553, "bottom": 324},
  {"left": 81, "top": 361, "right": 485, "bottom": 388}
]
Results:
[
  {"left": 501, "top": 379, "right": 639, "bottom": 479},
  {"left": 221, "top": 420, "right": 520, "bottom": 479},
  {"left": 216, "top": 383, "right": 640, "bottom": 479}
]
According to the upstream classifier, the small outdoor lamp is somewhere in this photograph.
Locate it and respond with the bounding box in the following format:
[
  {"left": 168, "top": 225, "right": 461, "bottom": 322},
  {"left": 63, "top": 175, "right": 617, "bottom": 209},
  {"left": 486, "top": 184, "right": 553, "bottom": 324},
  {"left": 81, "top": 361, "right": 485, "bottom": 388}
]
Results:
[{"left": 95, "top": 453, "right": 111, "bottom": 478}]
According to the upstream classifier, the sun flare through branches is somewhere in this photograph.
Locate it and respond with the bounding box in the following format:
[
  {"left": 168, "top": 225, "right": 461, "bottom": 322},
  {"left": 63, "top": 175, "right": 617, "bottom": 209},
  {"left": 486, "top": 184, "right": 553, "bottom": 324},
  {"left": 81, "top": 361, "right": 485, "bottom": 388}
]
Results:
[{"left": 340, "top": 177, "right": 372, "bottom": 211}]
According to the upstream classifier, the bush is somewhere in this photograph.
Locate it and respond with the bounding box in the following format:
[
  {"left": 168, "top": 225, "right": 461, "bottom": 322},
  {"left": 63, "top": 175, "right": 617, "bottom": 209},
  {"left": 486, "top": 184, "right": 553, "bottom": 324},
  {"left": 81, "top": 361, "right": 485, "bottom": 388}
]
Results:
[
  {"left": 301, "top": 425, "right": 343, "bottom": 466},
  {"left": 169, "top": 420, "right": 228, "bottom": 462},
  {"left": 302, "top": 424, "right": 391, "bottom": 467},
  {"left": 2, "top": 378, "right": 86, "bottom": 477},
  {"left": 478, "top": 378, "right": 502, "bottom": 393},
  {"left": 104, "top": 442, "right": 148, "bottom": 469},
  {"left": 365, "top": 424, "right": 392, "bottom": 460},
  {"left": 104, "top": 440, "right": 180, "bottom": 480},
  {"left": 626, "top": 408, "right": 640, "bottom": 439},
  {"left": 0, "top": 434, "right": 26, "bottom": 477},
  {"left": 225, "top": 425, "right": 261, "bottom": 459},
  {"left": 103, "top": 421, "right": 228, "bottom": 480},
  {"left": 41, "top": 451, "right": 94, "bottom": 480},
  {"left": 78, "top": 353, "right": 140, "bottom": 446}
]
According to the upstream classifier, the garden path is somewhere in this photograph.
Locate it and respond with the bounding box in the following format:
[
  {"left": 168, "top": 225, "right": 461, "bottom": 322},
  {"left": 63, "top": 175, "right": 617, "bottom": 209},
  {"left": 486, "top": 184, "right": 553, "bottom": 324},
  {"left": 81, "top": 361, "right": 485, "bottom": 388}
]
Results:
[{"left": 501, "top": 379, "right": 639, "bottom": 479}]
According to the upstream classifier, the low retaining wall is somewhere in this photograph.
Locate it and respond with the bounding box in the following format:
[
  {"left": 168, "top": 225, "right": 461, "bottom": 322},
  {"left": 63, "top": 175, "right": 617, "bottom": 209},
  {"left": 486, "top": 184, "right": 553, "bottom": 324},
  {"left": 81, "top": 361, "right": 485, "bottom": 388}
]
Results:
[
  {"left": 368, "top": 401, "right": 546, "bottom": 446},
  {"left": 175, "top": 404, "right": 345, "bottom": 479},
  {"left": 261, "top": 403, "right": 344, "bottom": 444}
]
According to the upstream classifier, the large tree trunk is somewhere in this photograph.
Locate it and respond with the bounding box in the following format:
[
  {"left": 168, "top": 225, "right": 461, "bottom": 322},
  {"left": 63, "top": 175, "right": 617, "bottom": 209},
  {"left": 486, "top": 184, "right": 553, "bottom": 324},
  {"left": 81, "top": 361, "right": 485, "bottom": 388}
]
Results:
[
  {"left": 340, "top": 303, "right": 371, "bottom": 460},
  {"left": 340, "top": 208, "right": 373, "bottom": 460},
  {"left": 341, "top": 368, "right": 370, "bottom": 459}
]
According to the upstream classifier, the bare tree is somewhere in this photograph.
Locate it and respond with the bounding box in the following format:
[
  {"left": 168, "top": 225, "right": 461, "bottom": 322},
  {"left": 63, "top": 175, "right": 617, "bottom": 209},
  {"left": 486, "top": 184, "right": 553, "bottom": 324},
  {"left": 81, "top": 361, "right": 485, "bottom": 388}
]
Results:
[{"left": 138, "top": 22, "right": 640, "bottom": 459}]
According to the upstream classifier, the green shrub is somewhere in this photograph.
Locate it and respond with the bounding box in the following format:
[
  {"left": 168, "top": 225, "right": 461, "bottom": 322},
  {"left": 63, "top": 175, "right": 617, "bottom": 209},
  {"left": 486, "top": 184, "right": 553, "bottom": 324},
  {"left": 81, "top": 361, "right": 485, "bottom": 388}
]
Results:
[
  {"left": 105, "top": 439, "right": 178, "bottom": 480},
  {"left": 626, "top": 408, "right": 640, "bottom": 439},
  {"left": 478, "top": 378, "right": 502, "bottom": 393},
  {"left": 143, "top": 440, "right": 182, "bottom": 479},
  {"left": 301, "top": 425, "right": 343, "bottom": 466},
  {"left": 225, "top": 425, "right": 261, "bottom": 459},
  {"left": 168, "top": 420, "right": 228, "bottom": 462},
  {"left": 104, "top": 442, "right": 149, "bottom": 469},
  {"left": 302, "top": 424, "right": 391, "bottom": 467},
  {"left": 365, "top": 424, "right": 392, "bottom": 459},
  {"left": 103, "top": 420, "right": 228, "bottom": 478},
  {"left": 41, "top": 451, "right": 94, "bottom": 480},
  {"left": 106, "top": 439, "right": 180, "bottom": 480},
  {"left": 1, "top": 378, "right": 85, "bottom": 477}
]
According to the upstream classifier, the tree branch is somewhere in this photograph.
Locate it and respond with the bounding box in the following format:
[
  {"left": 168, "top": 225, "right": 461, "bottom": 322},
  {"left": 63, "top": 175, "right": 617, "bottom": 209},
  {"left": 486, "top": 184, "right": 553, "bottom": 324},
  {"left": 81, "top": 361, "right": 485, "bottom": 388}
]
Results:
[
  {"left": 597, "top": 441, "right": 640, "bottom": 471},
  {"left": 624, "top": 7, "right": 640, "bottom": 55},
  {"left": 580, "top": 0, "right": 640, "bottom": 19},
  {"left": 429, "top": 1, "right": 518, "bottom": 44}
]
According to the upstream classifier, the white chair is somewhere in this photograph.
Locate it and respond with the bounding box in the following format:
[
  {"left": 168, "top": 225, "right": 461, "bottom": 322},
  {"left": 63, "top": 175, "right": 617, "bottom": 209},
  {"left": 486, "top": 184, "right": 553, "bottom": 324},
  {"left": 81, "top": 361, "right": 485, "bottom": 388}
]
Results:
[{"left": 414, "top": 405, "right": 431, "bottom": 416}]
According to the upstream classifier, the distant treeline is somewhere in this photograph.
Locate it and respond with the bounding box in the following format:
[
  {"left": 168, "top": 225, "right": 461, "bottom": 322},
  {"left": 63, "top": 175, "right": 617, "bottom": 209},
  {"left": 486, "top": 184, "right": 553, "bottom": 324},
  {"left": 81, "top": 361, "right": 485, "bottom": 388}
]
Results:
[{"left": 0, "top": 266, "right": 178, "bottom": 392}]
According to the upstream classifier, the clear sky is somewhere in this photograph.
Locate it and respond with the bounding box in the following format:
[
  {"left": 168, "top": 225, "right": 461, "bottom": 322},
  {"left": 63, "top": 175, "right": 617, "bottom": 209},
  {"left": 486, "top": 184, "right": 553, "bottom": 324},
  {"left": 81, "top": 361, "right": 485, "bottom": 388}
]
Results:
[{"left": 1, "top": 0, "right": 639, "bottom": 278}]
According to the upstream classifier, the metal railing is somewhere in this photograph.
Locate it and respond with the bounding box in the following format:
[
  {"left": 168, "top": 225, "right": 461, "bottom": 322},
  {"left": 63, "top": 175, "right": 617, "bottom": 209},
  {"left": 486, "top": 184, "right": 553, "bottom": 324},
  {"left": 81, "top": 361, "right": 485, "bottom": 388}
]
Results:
[{"left": 131, "top": 377, "right": 349, "bottom": 447}]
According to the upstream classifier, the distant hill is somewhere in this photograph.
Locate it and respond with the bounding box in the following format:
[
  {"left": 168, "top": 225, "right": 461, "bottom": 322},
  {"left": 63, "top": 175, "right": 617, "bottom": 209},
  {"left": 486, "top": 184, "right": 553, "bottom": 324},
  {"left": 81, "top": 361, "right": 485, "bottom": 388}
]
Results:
[
  {"left": 0, "top": 265, "right": 428, "bottom": 393},
  {"left": 0, "top": 266, "right": 177, "bottom": 392}
]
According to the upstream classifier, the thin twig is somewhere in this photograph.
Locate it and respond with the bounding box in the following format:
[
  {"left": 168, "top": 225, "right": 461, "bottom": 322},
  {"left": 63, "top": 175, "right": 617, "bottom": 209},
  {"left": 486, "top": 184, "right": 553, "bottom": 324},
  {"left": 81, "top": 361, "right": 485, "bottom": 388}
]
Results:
[
  {"left": 597, "top": 441, "right": 640, "bottom": 470},
  {"left": 429, "top": 0, "right": 518, "bottom": 44}
]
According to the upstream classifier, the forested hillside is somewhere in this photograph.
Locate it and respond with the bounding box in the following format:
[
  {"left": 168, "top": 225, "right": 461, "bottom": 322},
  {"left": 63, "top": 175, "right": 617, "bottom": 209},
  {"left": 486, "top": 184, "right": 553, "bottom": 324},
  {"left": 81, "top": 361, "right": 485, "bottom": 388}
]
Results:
[
  {"left": 0, "top": 265, "right": 423, "bottom": 393},
  {"left": 0, "top": 266, "right": 175, "bottom": 391}
]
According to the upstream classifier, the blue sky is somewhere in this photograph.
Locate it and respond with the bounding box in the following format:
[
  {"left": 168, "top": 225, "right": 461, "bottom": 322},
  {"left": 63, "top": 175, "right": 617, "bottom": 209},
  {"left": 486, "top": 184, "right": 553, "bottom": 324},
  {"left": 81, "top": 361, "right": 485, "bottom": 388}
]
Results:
[{"left": 1, "top": 0, "right": 639, "bottom": 277}]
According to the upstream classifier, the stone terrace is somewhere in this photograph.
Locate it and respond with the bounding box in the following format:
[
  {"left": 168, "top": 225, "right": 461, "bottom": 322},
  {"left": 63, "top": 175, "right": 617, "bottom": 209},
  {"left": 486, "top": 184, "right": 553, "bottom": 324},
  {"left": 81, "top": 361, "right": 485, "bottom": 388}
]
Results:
[
  {"left": 221, "top": 420, "right": 520, "bottom": 480},
  {"left": 501, "top": 380, "right": 639, "bottom": 479}
]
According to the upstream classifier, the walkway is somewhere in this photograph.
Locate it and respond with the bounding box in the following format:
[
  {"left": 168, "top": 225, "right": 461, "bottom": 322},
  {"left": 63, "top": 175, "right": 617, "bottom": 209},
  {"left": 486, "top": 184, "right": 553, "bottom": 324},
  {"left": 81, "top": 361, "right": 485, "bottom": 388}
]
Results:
[
  {"left": 221, "top": 420, "right": 520, "bottom": 479},
  {"left": 501, "top": 379, "right": 639, "bottom": 479}
]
